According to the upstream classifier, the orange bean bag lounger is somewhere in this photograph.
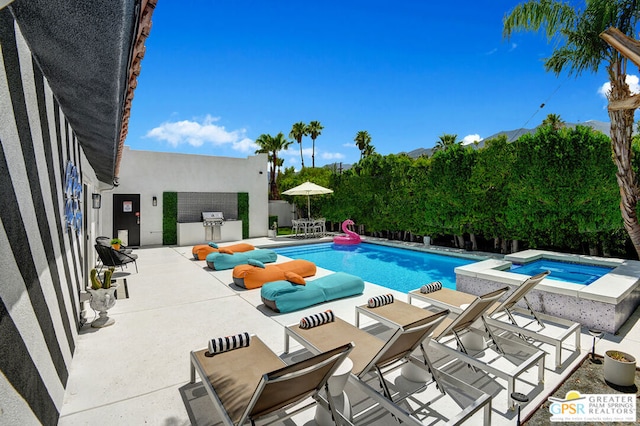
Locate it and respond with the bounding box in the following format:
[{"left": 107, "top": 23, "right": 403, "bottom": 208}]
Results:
[
  {"left": 192, "top": 242, "right": 254, "bottom": 260},
  {"left": 233, "top": 259, "right": 317, "bottom": 290}
]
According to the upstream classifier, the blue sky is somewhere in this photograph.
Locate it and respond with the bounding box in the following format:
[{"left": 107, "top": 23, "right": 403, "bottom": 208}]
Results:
[{"left": 127, "top": 0, "right": 637, "bottom": 168}]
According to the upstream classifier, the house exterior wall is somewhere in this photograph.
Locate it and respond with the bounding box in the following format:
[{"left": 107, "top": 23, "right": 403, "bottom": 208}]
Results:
[
  {"left": 104, "top": 146, "right": 269, "bottom": 246},
  {"left": 0, "top": 9, "right": 101, "bottom": 424}
]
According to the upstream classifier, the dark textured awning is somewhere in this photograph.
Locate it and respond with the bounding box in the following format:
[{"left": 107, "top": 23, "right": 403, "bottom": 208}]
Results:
[{"left": 9, "top": 0, "right": 156, "bottom": 184}]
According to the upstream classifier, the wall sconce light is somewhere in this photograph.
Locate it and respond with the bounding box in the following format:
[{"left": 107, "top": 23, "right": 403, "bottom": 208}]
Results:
[
  {"left": 152, "top": 196, "right": 157, "bottom": 206},
  {"left": 92, "top": 193, "right": 101, "bottom": 209}
]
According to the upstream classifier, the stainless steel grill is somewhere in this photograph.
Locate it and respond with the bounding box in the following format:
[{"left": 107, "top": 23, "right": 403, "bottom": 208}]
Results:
[
  {"left": 202, "top": 211, "right": 224, "bottom": 225},
  {"left": 202, "top": 212, "right": 224, "bottom": 241}
]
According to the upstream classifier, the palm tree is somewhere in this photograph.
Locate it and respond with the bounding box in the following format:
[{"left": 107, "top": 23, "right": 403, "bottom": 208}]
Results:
[
  {"left": 307, "top": 120, "right": 324, "bottom": 167},
  {"left": 504, "top": 0, "right": 640, "bottom": 258},
  {"left": 433, "top": 133, "right": 459, "bottom": 152},
  {"left": 255, "top": 132, "right": 292, "bottom": 199},
  {"left": 363, "top": 143, "right": 376, "bottom": 158},
  {"left": 542, "top": 113, "right": 566, "bottom": 130},
  {"left": 354, "top": 130, "right": 372, "bottom": 160},
  {"left": 289, "top": 122, "right": 308, "bottom": 168}
]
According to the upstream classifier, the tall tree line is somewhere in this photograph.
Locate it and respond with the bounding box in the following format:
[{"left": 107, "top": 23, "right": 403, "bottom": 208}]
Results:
[{"left": 313, "top": 125, "right": 631, "bottom": 256}]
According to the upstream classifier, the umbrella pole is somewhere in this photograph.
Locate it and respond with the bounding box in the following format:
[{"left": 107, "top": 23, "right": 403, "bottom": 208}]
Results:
[{"left": 307, "top": 195, "right": 311, "bottom": 219}]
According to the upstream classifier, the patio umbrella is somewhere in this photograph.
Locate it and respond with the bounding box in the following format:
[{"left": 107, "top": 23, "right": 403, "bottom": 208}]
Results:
[{"left": 282, "top": 181, "right": 333, "bottom": 218}]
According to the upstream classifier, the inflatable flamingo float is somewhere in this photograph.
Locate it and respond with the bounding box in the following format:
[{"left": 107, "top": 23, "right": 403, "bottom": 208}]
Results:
[{"left": 333, "top": 219, "right": 361, "bottom": 245}]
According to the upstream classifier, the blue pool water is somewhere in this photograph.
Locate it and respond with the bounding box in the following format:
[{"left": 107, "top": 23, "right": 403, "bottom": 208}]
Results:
[
  {"left": 273, "top": 242, "right": 477, "bottom": 292},
  {"left": 510, "top": 259, "right": 613, "bottom": 285}
]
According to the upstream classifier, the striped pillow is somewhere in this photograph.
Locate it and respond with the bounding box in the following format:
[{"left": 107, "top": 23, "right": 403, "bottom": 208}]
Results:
[
  {"left": 299, "top": 310, "right": 335, "bottom": 329},
  {"left": 420, "top": 281, "right": 443, "bottom": 294},
  {"left": 208, "top": 332, "right": 251, "bottom": 354},
  {"left": 368, "top": 294, "right": 394, "bottom": 308}
]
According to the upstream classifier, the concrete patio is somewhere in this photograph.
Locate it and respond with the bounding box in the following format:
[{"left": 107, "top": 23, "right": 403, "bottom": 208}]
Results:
[{"left": 58, "top": 238, "right": 640, "bottom": 425}]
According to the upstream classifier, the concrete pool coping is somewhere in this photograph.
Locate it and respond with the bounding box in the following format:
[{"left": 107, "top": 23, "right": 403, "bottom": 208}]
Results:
[
  {"left": 455, "top": 249, "right": 640, "bottom": 333},
  {"left": 267, "top": 241, "right": 640, "bottom": 306},
  {"left": 455, "top": 249, "right": 640, "bottom": 305},
  {"left": 261, "top": 239, "right": 640, "bottom": 333}
]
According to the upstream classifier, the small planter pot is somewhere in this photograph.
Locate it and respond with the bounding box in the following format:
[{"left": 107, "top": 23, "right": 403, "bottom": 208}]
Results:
[
  {"left": 87, "top": 285, "right": 118, "bottom": 328},
  {"left": 604, "top": 350, "right": 636, "bottom": 387},
  {"left": 111, "top": 243, "right": 121, "bottom": 251}
]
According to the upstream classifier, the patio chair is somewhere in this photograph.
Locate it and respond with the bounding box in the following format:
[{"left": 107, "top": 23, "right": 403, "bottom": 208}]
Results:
[
  {"left": 409, "top": 271, "right": 581, "bottom": 368},
  {"left": 427, "top": 287, "right": 545, "bottom": 408},
  {"left": 189, "top": 335, "right": 353, "bottom": 426},
  {"left": 96, "top": 236, "right": 133, "bottom": 254},
  {"left": 94, "top": 243, "right": 138, "bottom": 273},
  {"left": 284, "top": 309, "right": 493, "bottom": 425}
]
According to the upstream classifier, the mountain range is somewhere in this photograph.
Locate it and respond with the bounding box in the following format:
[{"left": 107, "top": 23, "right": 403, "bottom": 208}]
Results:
[
  {"left": 402, "top": 120, "right": 611, "bottom": 158},
  {"left": 323, "top": 120, "right": 612, "bottom": 169}
]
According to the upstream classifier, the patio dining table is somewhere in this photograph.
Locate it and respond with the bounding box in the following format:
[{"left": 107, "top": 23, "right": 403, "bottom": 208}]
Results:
[{"left": 292, "top": 218, "right": 326, "bottom": 238}]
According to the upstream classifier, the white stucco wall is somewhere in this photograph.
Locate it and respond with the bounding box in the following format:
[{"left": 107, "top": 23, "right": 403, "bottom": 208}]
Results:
[{"left": 101, "top": 147, "right": 269, "bottom": 246}]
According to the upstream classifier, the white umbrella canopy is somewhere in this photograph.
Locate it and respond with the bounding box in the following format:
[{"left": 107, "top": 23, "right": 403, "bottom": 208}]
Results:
[{"left": 282, "top": 181, "right": 333, "bottom": 218}]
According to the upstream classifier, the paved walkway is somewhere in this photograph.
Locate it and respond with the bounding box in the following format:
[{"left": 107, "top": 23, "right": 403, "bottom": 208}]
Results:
[{"left": 58, "top": 238, "right": 640, "bottom": 425}]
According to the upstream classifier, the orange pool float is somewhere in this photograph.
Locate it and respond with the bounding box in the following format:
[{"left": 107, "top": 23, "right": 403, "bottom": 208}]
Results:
[
  {"left": 233, "top": 259, "right": 317, "bottom": 289},
  {"left": 192, "top": 243, "right": 254, "bottom": 260}
]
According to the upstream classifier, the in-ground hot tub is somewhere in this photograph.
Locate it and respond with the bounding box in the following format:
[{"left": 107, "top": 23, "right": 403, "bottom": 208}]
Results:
[{"left": 455, "top": 250, "right": 640, "bottom": 333}]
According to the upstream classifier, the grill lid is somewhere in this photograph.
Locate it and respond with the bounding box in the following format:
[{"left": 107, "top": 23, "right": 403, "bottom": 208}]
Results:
[{"left": 202, "top": 211, "right": 224, "bottom": 221}]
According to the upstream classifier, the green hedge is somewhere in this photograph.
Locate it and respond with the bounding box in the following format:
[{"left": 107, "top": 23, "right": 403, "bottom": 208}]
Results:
[
  {"left": 162, "top": 192, "right": 177, "bottom": 245},
  {"left": 238, "top": 192, "right": 249, "bottom": 239}
]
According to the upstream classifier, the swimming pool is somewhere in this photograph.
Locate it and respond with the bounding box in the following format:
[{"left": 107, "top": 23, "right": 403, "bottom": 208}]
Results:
[
  {"left": 273, "top": 242, "right": 477, "bottom": 292},
  {"left": 510, "top": 259, "right": 613, "bottom": 285}
]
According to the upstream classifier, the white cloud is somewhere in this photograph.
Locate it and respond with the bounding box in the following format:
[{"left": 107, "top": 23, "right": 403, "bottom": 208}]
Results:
[
  {"left": 232, "top": 138, "right": 256, "bottom": 153},
  {"left": 485, "top": 48, "right": 498, "bottom": 55},
  {"left": 321, "top": 152, "right": 345, "bottom": 160},
  {"left": 509, "top": 43, "right": 518, "bottom": 52},
  {"left": 462, "top": 134, "right": 482, "bottom": 145},
  {"left": 342, "top": 142, "right": 358, "bottom": 148},
  {"left": 598, "top": 74, "right": 640, "bottom": 98},
  {"left": 145, "top": 115, "right": 256, "bottom": 153}
]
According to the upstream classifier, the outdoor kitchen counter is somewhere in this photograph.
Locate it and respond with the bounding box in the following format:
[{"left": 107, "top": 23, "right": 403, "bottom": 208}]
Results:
[{"left": 176, "top": 220, "right": 243, "bottom": 246}]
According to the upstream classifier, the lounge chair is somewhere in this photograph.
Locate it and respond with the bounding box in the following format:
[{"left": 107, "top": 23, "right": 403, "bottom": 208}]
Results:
[
  {"left": 94, "top": 243, "right": 138, "bottom": 273},
  {"left": 284, "top": 309, "right": 493, "bottom": 425},
  {"left": 424, "top": 287, "right": 545, "bottom": 408},
  {"left": 205, "top": 249, "right": 277, "bottom": 270},
  {"left": 190, "top": 335, "right": 353, "bottom": 426},
  {"left": 409, "top": 271, "right": 581, "bottom": 368},
  {"left": 261, "top": 272, "right": 364, "bottom": 313},
  {"left": 192, "top": 242, "right": 255, "bottom": 260},
  {"left": 233, "top": 259, "right": 316, "bottom": 289}
]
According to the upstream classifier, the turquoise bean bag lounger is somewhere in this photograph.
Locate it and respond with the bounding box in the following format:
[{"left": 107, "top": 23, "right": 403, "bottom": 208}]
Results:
[
  {"left": 206, "top": 249, "right": 277, "bottom": 270},
  {"left": 261, "top": 272, "right": 365, "bottom": 313}
]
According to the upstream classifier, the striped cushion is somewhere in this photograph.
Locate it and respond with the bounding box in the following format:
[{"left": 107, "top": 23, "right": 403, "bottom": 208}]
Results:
[
  {"left": 208, "top": 332, "right": 251, "bottom": 354},
  {"left": 368, "top": 294, "right": 394, "bottom": 308},
  {"left": 299, "top": 310, "right": 335, "bottom": 329},
  {"left": 420, "top": 281, "right": 443, "bottom": 294}
]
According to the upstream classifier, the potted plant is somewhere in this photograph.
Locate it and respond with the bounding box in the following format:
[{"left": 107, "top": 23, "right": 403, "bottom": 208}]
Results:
[
  {"left": 604, "top": 350, "right": 637, "bottom": 387},
  {"left": 87, "top": 267, "right": 118, "bottom": 328},
  {"left": 110, "top": 238, "right": 122, "bottom": 251}
]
